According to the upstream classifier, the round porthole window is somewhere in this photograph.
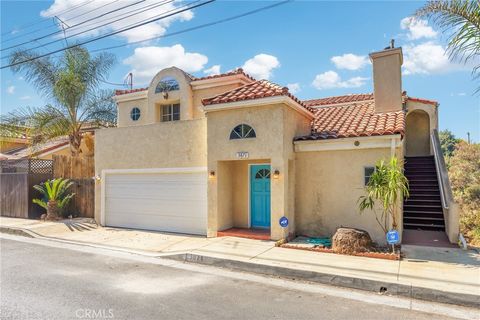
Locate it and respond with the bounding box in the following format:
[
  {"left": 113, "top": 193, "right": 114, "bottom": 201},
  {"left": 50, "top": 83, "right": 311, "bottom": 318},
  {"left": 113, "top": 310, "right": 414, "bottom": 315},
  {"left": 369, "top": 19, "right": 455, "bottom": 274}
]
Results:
[{"left": 130, "top": 107, "right": 141, "bottom": 121}]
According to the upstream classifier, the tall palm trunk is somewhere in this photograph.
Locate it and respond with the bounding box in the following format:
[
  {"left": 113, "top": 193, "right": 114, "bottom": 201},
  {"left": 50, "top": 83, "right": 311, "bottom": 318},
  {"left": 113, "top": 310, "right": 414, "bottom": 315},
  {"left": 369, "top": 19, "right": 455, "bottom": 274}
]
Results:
[{"left": 69, "top": 131, "right": 83, "bottom": 156}]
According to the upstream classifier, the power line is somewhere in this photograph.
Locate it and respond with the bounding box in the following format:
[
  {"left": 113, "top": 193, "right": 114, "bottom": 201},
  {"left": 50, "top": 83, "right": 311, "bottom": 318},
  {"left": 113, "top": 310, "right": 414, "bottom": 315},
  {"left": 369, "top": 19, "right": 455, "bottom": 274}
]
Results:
[
  {"left": 1, "top": 0, "right": 97, "bottom": 37},
  {"left": 91, "top": 1, "right": 291, "bottom": 53},
  {"left": 1, "top": 0, "right": 215, "bottom": 69},
  {"left": 1, "top": 0, "right": 123, "bottom": 44},
  {"left": 1, "top": 0, "right": 177, "bottom": 57},
  {"left": 1, "top": 0, "right": 147, "bottom": 51}
]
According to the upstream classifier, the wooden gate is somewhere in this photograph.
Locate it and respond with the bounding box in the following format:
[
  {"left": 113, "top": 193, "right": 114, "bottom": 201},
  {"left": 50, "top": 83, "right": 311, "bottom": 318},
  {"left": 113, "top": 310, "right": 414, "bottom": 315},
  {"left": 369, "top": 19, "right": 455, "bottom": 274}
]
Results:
[{"left": 0, "top": 159, "right": 53, "bottom": 218}]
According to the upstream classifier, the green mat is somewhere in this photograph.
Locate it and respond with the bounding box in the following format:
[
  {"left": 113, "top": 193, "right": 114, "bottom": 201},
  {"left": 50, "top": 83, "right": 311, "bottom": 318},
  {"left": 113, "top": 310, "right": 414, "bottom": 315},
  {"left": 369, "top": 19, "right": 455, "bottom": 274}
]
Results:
[{"left": 306, "top": 237, "right": 332, "bottom": 247}]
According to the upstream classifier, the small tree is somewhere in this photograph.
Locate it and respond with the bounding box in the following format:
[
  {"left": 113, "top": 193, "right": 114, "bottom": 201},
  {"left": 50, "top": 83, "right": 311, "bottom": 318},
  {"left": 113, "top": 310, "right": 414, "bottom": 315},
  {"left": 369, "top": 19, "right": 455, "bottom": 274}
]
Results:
[
  {"left": 33, "top": 178, "right": 75, "bottom": 220},
  {"left": 439, "top": 129, "right": 460, "bottom": 158},
  {"left": 358, "top": 157, "right": 410, "bottom": 234}
]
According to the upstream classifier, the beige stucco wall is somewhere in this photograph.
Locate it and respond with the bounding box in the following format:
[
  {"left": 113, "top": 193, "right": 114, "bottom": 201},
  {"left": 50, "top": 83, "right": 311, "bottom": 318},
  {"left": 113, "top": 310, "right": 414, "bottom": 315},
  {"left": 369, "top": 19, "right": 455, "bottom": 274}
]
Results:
[
  {"left": 116, "top": 97, "right": 148, "bottom": 127},
  {"left": 295, "top": 146, "right": 402, "bottom": 245},
  {"left": 94, "top": 119, "right": 207, "bottom": 222},
  {"left": 206, "top": 103, "right": 311, "bottom": 240}
]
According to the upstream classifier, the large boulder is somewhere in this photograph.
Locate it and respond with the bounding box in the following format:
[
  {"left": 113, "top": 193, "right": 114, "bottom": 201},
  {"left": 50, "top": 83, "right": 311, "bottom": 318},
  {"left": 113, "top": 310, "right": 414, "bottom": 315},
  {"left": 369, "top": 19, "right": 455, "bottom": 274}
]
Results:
[{"left": 332, "top": 227, "right": 373, "bottom": 254}]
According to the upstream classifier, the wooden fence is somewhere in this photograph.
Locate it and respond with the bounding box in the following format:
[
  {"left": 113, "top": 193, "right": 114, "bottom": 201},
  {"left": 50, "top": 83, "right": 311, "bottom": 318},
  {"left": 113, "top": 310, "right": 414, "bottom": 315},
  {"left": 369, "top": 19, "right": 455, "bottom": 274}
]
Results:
[
  {"left": 53, "top": 155, "right": 94, "bottom": 179},
  {"left": 0, "top": 159, "right": 53, "bottom": 219},
  {"left": 53, "top": 155, "right": 95, "bottom": 218}
]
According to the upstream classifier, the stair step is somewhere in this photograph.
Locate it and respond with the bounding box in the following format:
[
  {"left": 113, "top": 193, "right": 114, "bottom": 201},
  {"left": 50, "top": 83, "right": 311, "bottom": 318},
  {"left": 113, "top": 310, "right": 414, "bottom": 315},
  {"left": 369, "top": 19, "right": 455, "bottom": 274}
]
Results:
[
  {"left": 407, "top": 195, "right": 441, "bottom": 200},
  {"left": 409, "top": 188, "right": 440, "bottom": 192},
  {"left": 404, "top": 210, "right": 444, "bottom": 217},
  {"left": 404, "top": 224, "right": 445, "bottom": 231},
  {"left": 404, "top": 199, "right": 442, "bottom": 204}
]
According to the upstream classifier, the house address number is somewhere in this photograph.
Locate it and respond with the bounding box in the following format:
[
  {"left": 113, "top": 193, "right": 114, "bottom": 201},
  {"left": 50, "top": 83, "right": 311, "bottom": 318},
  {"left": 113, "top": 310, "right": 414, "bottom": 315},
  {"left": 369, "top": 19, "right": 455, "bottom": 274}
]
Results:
[{"left": 236, "top": 151, "right": 249, "bottom": 159}]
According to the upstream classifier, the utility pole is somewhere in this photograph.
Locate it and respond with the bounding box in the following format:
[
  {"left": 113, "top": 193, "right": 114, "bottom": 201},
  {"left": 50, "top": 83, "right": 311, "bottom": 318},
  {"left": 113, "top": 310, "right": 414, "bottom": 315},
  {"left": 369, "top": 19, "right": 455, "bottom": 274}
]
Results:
[{"left": 467, "top": 132, "right": 471, "bottom": 144}]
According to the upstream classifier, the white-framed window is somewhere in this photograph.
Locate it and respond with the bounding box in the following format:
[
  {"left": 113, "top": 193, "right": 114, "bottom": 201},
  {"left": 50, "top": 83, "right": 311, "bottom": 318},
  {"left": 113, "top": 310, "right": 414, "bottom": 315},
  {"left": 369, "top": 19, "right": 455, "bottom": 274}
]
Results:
[
  {"left": 161, "top": 103, "right": 180, "bottom": 122},
  {"left": 230, "top": 124, "right": 256, "bottom": 140},
  {"left": 364, "top": 166, "right": 375, "bottom": 186}
]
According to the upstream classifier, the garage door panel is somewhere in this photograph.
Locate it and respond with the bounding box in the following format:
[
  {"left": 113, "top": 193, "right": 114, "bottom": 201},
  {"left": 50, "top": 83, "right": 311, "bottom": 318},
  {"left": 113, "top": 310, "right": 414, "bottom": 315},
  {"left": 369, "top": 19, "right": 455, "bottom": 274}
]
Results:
[{"left": 104, "top": 170, "right": 207, "bottom": 235}]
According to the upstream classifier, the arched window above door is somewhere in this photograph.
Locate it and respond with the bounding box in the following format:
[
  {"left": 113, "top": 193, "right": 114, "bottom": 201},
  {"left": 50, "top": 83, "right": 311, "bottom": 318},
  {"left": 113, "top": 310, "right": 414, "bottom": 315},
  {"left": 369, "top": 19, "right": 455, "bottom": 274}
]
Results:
[{"left": 155, "top": 76, "right": 180, "bottom": 93}]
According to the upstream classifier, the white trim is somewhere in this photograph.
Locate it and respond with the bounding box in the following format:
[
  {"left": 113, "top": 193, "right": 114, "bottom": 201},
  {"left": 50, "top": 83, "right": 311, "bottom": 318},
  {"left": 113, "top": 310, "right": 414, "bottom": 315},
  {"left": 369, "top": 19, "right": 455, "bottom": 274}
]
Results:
[
  {"left": 203, "top": 95, "right": 314, "bottom": 120},
  {"left": 294, "top": 134, "right": 402, "bottom": 152},
  {"left": 100, "top": 166, "right": 207, "bottom": 226},
  {"left": 113, "top": 90, "right": 148, "bottom": 103},
  {"left": 248, "top": 163, "right": 271, "bottom": 229}
]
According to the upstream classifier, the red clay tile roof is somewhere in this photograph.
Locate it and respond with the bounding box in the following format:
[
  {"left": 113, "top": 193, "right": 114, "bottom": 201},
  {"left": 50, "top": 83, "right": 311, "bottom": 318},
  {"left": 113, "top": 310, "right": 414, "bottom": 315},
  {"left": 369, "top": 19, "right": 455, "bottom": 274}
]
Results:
[
  {"left": 406, "top": 96, "right": 438, "bottom": 105},
  {"left": 295, "top": 101, "right": 405, "bottom": 141},
  {"left": 115, "top": 69, "right": 255, "bottom": 96},
  {"left": 202, "top": 80, "right": 308, "bottom": 108},
  {"left": 115, "top": 87, "right": 148, "bottom": 96},
  {"left": 303, "top": 93, "right": 374, "bottom": 107},
  {"left": 190, "top": 68, "right": 255, "bottom": 82}
]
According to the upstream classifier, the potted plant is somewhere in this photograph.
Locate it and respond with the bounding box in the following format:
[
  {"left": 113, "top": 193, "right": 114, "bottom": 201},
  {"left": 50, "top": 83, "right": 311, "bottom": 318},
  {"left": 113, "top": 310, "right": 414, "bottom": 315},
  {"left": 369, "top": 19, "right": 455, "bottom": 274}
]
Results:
[{"left": 33, "top": 178, "right": 75, "bottom": 220}]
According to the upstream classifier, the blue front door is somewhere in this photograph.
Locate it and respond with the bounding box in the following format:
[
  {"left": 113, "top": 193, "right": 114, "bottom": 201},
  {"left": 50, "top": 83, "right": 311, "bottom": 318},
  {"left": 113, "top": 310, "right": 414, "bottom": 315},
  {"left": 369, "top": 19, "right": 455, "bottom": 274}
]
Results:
[{"left": 250, "top": 165, "right": 271, "bottom": 228}]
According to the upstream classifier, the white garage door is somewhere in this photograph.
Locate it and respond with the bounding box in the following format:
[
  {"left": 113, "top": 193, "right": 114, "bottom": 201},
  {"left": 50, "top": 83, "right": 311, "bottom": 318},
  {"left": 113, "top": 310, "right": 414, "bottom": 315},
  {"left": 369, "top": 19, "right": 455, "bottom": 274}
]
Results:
[{"left": 103, "top": 169, "right": 207, "bottom": 235}]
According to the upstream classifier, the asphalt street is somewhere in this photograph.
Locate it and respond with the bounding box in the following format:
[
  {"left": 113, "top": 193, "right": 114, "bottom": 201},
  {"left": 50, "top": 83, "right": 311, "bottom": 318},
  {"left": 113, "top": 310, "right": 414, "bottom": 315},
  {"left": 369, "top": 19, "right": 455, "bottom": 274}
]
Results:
[{"left": 0, "top": 236, "right": 473, "bottom": 320}]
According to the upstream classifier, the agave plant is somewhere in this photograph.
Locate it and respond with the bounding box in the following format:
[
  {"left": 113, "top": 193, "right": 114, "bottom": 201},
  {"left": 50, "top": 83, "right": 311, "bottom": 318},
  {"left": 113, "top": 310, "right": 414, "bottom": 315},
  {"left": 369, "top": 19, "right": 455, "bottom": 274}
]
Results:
[
  {"left": 33, "top": 178, "right": 75, "bottom": 220},
  {"left": 358, "top": 157, "right": 410, "bottom": 234}
]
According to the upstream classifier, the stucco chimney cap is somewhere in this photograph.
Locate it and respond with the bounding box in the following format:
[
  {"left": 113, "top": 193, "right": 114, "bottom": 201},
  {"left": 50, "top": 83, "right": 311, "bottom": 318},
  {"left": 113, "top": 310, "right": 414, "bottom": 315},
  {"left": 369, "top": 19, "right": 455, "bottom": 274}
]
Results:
[{"left": 369, "top": 47, "right": 403, "bottom": 65}]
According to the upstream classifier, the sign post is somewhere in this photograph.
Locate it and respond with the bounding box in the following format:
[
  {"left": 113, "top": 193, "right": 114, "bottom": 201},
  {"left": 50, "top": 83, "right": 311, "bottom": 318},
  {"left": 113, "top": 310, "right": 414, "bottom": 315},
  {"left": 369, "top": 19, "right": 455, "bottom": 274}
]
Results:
[{"left": 386, "top": 229, "right": 399, "bottom": 254}]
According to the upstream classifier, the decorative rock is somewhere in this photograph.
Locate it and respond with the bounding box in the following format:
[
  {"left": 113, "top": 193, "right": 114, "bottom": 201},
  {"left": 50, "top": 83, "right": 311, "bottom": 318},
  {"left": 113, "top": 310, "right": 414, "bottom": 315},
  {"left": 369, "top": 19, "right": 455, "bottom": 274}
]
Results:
[{"left": 332, "top": 227, "right": 373, "bottom": 254}]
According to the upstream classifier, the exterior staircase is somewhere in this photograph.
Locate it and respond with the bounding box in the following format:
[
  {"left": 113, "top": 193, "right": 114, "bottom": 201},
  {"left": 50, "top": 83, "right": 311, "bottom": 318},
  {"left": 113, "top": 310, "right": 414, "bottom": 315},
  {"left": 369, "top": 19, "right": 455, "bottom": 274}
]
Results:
[{"left": 403, "top": 156, "right": 445, "bottom": 231}]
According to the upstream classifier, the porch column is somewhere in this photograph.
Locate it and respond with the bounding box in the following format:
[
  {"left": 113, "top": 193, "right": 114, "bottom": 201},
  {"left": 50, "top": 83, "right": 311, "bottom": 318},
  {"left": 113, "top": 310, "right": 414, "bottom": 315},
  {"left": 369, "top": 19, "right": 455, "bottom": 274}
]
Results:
[{"left": 270, "top": 157, "right": 290, "bottom": 240}]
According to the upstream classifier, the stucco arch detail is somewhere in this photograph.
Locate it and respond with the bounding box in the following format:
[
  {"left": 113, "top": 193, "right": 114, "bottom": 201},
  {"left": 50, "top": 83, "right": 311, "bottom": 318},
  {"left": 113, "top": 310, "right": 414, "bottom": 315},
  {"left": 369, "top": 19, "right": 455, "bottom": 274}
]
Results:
[
  {"left": 405, "top": 109, "right": 430, "bottom": 156},
  {"left": 146, "top": 67, "right": 194, "bottom": 122}
]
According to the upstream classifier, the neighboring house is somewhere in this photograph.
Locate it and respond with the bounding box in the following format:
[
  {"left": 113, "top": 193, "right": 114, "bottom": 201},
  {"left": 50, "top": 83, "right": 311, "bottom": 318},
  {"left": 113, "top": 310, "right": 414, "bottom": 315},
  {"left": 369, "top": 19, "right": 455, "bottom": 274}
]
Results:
[
  {"left": 95, "top": 45, "right": 458, "bottom": 245},
  {"left": 1, "top": 132, "right": 94, "bottom": 160}
]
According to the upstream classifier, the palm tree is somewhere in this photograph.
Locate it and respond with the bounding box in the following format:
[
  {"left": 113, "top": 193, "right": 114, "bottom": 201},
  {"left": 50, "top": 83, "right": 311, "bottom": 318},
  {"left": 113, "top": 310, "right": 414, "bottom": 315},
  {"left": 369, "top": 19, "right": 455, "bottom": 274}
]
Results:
[
  {"left": 415, "top": 0, "right": 480, "bottom": 92},
  {"left": 0, "top": 46, "right": 117, "bottom": 156},
  {"left": 358, "top": 157, "right": 410, "bottom": 234}
]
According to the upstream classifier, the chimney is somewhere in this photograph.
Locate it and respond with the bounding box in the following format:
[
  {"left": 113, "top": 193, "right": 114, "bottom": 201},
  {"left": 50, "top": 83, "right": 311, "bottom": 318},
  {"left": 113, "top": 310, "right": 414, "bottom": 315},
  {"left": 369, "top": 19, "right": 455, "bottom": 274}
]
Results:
[{"left": 369, "top": 40, "right": 403, "bottom": 113}]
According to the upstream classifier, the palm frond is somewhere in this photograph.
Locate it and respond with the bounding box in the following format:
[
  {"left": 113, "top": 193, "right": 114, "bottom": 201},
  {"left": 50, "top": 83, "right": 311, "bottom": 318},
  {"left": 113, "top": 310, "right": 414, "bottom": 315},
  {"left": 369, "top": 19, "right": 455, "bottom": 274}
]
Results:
[
  {"left": 415, "top": 0, "right": 480, "bottom": 91},
  {"left": 32, "top": 198, "right": 48, "bottom": 210}
]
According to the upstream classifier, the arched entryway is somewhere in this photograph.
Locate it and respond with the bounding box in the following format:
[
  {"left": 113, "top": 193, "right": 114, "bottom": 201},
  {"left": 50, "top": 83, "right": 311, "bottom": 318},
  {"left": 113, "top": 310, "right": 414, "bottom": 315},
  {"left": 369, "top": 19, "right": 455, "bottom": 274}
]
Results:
[{"left": 405, "top": 109, "right": 430, "bottom": 156}]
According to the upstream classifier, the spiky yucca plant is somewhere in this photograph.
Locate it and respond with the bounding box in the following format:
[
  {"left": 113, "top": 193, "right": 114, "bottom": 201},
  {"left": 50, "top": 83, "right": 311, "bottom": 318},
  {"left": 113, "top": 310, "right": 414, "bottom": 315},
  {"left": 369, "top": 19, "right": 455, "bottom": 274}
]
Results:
[
  {"left": 415, "top": 0, "right": 480, "bottom": 92},
  {"left": 33, "top": 178, "right": 75, "bottom": 220},
  {"left": 358, "top": 157, "right": 410, "bottom": 234}
]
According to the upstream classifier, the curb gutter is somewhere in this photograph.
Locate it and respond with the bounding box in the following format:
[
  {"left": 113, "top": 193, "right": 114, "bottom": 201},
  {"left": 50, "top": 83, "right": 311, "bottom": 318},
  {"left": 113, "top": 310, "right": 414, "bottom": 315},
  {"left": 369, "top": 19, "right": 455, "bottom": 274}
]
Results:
[{"left": 165, "top": 253, "right": 480, "bottom": 308}]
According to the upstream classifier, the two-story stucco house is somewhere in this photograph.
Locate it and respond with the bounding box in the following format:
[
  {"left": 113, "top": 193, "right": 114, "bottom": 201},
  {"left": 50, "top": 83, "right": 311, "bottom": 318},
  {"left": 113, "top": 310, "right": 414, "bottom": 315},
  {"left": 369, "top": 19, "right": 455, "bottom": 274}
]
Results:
[{"left": 94, "top": 44, "right": 459, "bottom": 245}]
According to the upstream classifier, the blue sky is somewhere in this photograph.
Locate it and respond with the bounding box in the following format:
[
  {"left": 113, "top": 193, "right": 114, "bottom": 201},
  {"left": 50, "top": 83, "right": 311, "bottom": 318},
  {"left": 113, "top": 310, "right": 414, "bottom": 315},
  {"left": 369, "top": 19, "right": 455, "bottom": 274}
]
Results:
[{"left": 1, "top": 0, "right": 479, "bottom": 141}]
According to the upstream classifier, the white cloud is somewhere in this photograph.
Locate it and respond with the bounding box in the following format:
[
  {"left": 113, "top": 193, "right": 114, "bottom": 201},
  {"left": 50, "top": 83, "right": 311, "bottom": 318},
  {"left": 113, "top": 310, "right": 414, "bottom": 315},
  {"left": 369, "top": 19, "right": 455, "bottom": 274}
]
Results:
[
  {"left": 6, "top": 86, "right": 15, "bottom": 94},
  {"left": 312, "top": 71, "right": 368, "bottom": 90},
  {"left": 41, "top": 0, "right": 194, "bottom": 43},
  {"left": 203, "top": 65, "right": 221, "bottom": 76},
  {"left": 403, "top": 42, "right": 459, "bottom": 75},
  {"left": 400, "top": 17, "right": 437, "bottom": 40},
  {"left": 287, "top": 83, "right": 300, "bottom": 94},
  {"left": 123, "top": 44, "right": 208, "bottom": 83},
  {"left": 20, "top": 95, "right": 31, "bottom": 100},
  {"left": 331, "top": 54, "right": 369, "bottom": 70},
  {"left": 242, "top": 54, "right": 280, "bottom": 80}
]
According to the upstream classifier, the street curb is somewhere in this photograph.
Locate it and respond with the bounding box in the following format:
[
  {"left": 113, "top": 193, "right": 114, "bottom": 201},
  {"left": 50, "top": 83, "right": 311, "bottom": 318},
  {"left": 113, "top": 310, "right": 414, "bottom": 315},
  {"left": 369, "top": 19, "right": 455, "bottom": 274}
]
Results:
[
  {"left": 0, "top": 226, "right": 35, "bottom": 238},
  {"left": 165, "top": 253, "right": 480, "bottom": 308}
]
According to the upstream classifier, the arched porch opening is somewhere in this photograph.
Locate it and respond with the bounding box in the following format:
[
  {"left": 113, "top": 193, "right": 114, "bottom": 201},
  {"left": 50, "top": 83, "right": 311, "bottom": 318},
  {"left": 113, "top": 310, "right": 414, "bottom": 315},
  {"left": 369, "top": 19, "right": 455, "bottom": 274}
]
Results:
[{"left": 405, "top": 109, "right": 431, "bottom": 156}]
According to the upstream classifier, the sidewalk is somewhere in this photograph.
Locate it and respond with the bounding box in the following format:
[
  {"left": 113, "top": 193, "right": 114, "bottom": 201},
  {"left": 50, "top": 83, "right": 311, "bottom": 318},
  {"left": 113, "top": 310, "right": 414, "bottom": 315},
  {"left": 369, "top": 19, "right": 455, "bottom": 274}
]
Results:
[{"left": 1, "top": 217, "right": 479, "bottom": 307}]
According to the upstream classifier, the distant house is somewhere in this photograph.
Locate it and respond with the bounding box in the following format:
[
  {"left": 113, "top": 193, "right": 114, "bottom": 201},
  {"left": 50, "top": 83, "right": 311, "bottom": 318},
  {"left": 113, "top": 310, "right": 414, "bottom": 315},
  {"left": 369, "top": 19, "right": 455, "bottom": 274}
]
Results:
[{"left": 94, "top": 44, "right": 459, "bottom": 245}]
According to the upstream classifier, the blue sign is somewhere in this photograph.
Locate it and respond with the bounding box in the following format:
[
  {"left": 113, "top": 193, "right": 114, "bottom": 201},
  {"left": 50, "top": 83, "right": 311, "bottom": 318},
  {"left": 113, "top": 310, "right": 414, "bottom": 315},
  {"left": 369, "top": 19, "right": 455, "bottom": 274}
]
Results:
[
  {"left": 279, "top": 216, "right": 289, "bottom": 228},
  {"left": 386, "top": 230, "right": 399, "bottom": 244}
]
